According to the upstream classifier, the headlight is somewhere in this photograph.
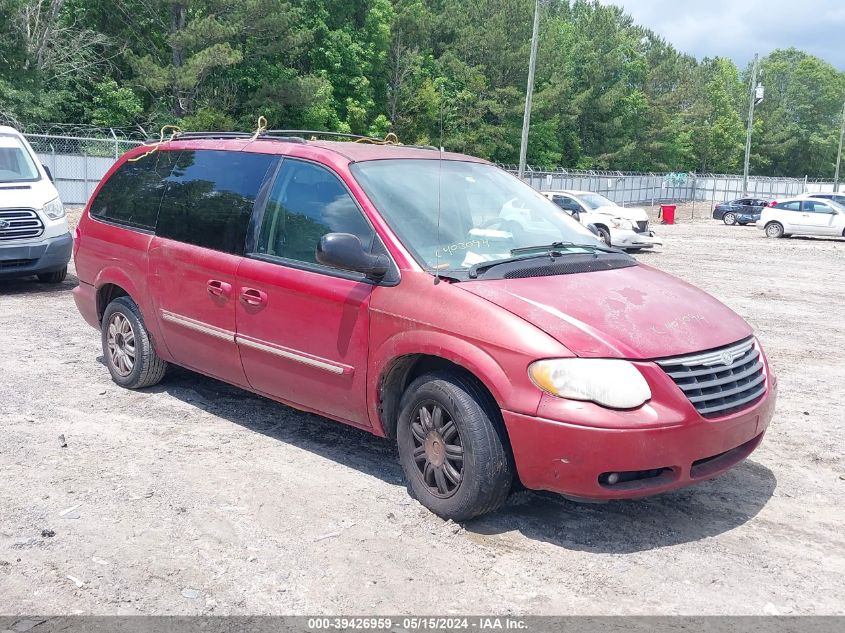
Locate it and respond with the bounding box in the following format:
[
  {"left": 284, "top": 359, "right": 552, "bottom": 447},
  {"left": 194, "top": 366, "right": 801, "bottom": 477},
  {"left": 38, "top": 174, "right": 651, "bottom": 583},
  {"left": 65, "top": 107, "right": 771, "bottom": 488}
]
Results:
[
  {"left": 43, "top": 197, "right": 65, "bottom": 220},
  {"left": 528, "top": 358, "right": 651, "bottom": 409},
  {"left": 610, "top": 218, "right": 633, "bottom": 230}
]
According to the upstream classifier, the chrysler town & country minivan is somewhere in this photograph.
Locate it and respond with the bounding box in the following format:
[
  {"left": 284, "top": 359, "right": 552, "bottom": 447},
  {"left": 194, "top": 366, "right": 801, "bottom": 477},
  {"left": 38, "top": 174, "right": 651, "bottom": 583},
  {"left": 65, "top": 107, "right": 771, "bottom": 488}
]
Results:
[{"left": 73, "top": 132, "right": 777, "bottom": 520}]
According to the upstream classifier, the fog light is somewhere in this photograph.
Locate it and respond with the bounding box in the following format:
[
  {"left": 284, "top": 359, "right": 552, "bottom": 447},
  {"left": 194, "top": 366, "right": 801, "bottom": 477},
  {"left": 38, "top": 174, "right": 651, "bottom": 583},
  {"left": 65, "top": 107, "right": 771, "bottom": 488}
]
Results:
[{"left": 606, "top": 472, "right": 620, "bottom": 485}]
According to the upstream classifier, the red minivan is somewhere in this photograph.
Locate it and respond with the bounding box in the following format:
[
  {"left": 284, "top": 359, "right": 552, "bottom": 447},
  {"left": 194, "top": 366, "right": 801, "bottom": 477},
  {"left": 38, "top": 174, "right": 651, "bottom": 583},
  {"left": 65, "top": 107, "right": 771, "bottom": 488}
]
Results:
[{"left": 73, "top": 132, "right": 777, "bottom": 520}]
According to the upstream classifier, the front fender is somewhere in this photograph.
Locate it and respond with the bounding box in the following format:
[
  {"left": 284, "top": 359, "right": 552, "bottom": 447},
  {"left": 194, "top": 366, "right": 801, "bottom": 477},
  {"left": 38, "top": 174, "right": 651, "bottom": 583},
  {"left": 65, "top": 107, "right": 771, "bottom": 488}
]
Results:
[{"left": 367, "top": 329, "right": 545, "bottom": 437}]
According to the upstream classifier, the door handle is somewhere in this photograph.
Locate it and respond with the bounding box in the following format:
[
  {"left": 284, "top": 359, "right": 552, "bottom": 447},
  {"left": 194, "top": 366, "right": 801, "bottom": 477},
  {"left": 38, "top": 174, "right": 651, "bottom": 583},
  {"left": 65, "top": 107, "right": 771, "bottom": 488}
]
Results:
[
  {"left": 207, "top": 279, "right": 232, "bottom": 298},
  {"left": 239, "top": 287, "right": 267, "bottom": 307}
]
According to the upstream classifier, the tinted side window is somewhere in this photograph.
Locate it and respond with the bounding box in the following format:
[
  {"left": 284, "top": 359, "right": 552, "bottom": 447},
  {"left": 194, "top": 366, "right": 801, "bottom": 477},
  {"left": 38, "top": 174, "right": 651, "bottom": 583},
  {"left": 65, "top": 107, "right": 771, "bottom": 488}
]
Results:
[
  {"left": 90, "top": 150, "right": 179, "bottom": 229},
  {"left": 256, "top": 159, "right": 375, "bottom": 266},
  {"left": 776, "top": 201, "right": 800, "bottom": 211},
  {"left": 156, "top": 150, "right": 278, "bottom": 255}
]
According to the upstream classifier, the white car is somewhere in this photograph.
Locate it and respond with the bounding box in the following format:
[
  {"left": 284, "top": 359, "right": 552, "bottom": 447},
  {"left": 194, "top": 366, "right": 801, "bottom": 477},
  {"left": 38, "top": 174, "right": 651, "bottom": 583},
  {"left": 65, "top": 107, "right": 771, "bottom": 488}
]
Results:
[
  {"left": 0, "top": 125, "right": 71, "bottom": 283},
  {"left": 757, "top": 197, "right": 845, "bottom": 238},
  {"left": 541, "top": 189, "right": 662, "bottom": 250},
  {"left": 795, "top": 191, "right": 845, "bottom": 206}
]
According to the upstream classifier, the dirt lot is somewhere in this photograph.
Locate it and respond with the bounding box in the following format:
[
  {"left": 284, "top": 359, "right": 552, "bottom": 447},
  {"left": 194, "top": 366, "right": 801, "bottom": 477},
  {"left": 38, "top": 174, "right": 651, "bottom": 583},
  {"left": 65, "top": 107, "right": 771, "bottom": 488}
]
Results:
[{"left": 1, "top": 208, "right": 843, "bottom": 616}]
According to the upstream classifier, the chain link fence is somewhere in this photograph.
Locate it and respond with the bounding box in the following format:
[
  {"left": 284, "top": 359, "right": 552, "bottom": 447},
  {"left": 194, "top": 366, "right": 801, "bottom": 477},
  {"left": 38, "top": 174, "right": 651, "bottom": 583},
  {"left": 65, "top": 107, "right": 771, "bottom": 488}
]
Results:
[
  {"left": 16, "top": 129, "right": 838, "bottom": 210},
  {"left": 503, "top": 166, "right": 837, "bottom": 216}
]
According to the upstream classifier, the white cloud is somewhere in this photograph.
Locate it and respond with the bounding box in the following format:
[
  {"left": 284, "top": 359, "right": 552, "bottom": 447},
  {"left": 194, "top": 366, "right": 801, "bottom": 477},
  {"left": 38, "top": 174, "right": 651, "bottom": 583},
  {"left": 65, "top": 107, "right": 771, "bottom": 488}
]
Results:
[{"left": 598, "top": 0, "right": 845, "bottom": 70}]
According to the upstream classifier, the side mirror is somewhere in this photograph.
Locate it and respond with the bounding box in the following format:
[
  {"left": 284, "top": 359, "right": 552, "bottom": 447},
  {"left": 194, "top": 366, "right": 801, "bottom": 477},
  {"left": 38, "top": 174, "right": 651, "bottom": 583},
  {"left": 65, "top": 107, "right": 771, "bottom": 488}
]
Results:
[
  {"left": 316, "top": 233, "right": 389, "bottom": 278},
  {"left": 586, "top": 223, "right": 600, "bottom": 237},
  {"left": 42, "top": 164, "right": 54, "bottom": 182}
]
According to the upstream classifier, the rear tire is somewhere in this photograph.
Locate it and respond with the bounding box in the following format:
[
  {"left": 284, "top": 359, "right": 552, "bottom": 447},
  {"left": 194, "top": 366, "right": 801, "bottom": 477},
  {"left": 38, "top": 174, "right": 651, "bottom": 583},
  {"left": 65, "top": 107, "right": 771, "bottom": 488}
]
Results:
[
  {"left": 37, "top": 266, "right": 67, "bottom": 283},
  {"left": 101, "top": 296, "right": 167, "bottom": 389},
  {"left": 765, "top": 222, "right": 784, "bottom": 238},
  {"left": 723, "top": 212, "right": 737, "bottom": 226},
  {"left": 396, "top": 370, "right": 513, "bottom": 521}
]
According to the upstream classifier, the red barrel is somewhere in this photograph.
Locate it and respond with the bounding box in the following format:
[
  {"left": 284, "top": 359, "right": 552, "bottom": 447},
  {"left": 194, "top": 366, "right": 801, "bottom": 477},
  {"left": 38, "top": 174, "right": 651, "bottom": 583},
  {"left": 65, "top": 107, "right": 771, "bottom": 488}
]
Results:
[{"left": 660, "top": 204, "right": 676, "bottom": 225}]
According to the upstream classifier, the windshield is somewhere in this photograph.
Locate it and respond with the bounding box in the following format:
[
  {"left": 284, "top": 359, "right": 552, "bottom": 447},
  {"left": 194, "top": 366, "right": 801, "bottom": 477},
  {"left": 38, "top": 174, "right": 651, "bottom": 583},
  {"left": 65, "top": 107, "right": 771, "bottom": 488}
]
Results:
[
  {"left": 351, "top": 159, "right": 599, "bottom": 271},
  {"left": 578, "top": 193, "right": 615, "bottom": 210},
  {"left": 0, "top": 134, "right": 40, "bottom": 183}
]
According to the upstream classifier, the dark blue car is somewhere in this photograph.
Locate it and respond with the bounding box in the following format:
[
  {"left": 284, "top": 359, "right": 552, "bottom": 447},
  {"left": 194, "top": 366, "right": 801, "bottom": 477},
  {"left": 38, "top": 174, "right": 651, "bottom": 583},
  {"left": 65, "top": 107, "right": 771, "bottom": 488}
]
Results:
[{"left": 712, "top": 198, "right": 770, "bottom": 225}]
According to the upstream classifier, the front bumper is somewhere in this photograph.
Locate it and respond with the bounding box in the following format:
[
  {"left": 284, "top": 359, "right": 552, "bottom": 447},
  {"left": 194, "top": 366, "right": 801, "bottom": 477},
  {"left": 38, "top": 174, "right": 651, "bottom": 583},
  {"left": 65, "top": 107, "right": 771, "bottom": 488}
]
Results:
[
  {"left": 0, "top": 232, "right": 72, "bottom": 279},
  {"left": 502, "top": 373, "right": 776, "bottom": 500},
  {"left": 611, "top": 228, "right": 663, "bottom": 249}
]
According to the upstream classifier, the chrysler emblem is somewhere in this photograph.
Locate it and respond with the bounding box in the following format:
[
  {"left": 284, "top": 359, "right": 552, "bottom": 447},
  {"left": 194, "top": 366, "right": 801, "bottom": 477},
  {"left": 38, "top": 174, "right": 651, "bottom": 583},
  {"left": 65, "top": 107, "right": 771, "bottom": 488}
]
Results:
[
  {"left": 720, "top": 350, "right": 735, "bottom": 365},
  {"left": 0, "top": 219, "right": 10, "bottom": 229}
]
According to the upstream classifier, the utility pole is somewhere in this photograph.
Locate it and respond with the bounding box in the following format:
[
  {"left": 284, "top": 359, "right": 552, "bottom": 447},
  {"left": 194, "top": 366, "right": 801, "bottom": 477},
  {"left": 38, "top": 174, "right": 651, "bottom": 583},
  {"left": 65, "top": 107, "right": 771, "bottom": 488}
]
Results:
[
  {"left": 742, "top": 53, "right": 760, "bottom": 195},
  {"left": 518, "top": 0, "right": 541, "bottom": 180},
  {"left": 834, "top": 100, "right": 845, "bottom": 192}
]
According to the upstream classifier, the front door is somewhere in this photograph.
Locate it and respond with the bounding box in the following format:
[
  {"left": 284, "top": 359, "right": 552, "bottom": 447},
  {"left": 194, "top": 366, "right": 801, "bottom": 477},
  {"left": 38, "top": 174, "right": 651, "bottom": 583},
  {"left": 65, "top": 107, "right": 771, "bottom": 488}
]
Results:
[
  {"left": 800, "top": 200, "right": 841, "bottom": 235},
  {"left": 235, "top": 158, "right": 382, "bottom": 427},
  {"left": 148, "top": 148, "right": 279, "bottom": 386}
]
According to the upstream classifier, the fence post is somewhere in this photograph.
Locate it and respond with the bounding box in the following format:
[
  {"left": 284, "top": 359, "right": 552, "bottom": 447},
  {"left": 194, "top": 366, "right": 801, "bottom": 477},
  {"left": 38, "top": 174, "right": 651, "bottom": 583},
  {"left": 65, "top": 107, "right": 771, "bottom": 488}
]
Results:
[
  {"left": 691, "top": 173, "right": 697, "bottom": 220},
  {"left": 711, "top": 177, "right": 717, "bottom": 213}
]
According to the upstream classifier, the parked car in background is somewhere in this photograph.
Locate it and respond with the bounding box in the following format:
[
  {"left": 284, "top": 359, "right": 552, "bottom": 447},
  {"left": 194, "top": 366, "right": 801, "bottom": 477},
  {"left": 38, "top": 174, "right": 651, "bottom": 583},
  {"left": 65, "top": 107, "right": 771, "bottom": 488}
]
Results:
[
  {"left": 757, "top": 197, "right": 845, "bottom": 238},
  {"left": 72, "top": 131, "right": 774, "bottom": 520},
  {"left": 796, "top": 192, "right": 845, "bottom": 206},
  {"left": 712, "top": 198, "right": 769, "bottom": 226},
  {"left": 541, "top": 189, "right": 662, "bottom": 250},
  {"left": 0, "top": 125, "right": 71, "bottom": 283}
]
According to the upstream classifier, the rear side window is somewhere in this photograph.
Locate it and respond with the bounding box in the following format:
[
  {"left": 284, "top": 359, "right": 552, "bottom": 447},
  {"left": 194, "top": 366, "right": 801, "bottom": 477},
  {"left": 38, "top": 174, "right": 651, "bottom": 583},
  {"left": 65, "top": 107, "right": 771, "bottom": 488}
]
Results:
[
  {"left": 775, "top": 201, "right": 800, "bottom": 211},
  {"left": 156, "top": 150, "right": 278, "bottom": 255},
  {"left": 90, "top": 150, "right": 178, "bottom": 230}
]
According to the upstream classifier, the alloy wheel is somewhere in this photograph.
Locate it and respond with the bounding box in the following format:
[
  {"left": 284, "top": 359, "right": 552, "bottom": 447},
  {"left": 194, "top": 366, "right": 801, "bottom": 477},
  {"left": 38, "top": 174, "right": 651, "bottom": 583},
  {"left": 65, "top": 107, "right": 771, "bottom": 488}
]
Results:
[
  {"left": 107, "top": 312, "right": 136, "bottom": 377},
  {"left": 723, "top": 212, "right": 736, "bottom": 225},
  {"left": 410, "top": 401, "right": 464, "bottom": 498}
]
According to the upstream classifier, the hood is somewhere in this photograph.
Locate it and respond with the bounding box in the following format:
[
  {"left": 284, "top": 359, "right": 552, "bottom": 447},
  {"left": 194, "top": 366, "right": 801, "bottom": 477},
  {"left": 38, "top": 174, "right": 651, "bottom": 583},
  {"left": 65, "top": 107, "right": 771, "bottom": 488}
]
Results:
[
  {"left": 0, "top": 178, "right": 58, "bottom": 209},
  {"left": 460, "top": 263, "right": 752, "bottom": 359},
  {"left": 590, "top": 205, "right": 649, "bottom": 221}
]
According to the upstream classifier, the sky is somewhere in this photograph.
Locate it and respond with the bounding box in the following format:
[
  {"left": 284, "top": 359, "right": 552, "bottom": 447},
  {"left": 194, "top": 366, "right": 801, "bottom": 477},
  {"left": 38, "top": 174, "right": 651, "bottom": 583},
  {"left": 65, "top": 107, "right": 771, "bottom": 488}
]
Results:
[{"left": 599, "top": 0, "right": 845, "bottom": 70}]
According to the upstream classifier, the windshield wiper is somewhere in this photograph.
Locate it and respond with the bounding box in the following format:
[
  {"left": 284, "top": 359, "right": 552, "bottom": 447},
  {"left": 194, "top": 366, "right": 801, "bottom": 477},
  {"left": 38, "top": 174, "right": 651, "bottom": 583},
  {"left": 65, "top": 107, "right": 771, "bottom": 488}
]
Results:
[
  {"left": 510, "top": 241, "right": 619, "bottom": 255},
  {"left": 468, "top": 252, "right": 558, "bottom": 279},
  {"left": 467, "top": 242, "right": 622, "bottom": 279}
]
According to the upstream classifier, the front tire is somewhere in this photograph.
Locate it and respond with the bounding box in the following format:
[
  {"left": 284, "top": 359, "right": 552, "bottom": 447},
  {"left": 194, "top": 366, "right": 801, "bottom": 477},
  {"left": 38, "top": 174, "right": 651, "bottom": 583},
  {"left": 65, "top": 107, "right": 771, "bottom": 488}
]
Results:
[
  {"left": 37, "top": 266, "right": 67, "bottom": 283},
  {"left": 723, "top": 212, "right": 737, "bottom": 226},
  {"left": 396, "top": 371, "right": 513, "bottom": 521},
  {"left": 765, "top": 222, "right": 784, "bottom": 238},
  {"left": 101, "top": 296, "right": 167, "bottom": 389},
  {"left": 595, "top": 226, "right": 612, "bottom": 246}
]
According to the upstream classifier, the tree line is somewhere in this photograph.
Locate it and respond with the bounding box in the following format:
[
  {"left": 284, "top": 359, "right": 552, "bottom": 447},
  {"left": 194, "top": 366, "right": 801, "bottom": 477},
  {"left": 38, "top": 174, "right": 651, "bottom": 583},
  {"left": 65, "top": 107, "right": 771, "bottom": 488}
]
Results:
[{"left": 1, "top": 0, "right": 844, "bottom": 177}]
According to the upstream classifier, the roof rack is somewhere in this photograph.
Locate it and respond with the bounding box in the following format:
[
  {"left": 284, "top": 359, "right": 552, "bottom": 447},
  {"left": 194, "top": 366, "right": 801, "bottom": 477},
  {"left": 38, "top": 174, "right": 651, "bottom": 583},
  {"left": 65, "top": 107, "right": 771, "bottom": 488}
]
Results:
[
  {"left": 146, "top": 131, "right": 307, "bottom": 144},
  {"left": 146, "top": 129, "right": 437, "bottom": 150},
  {"left": 264, "top": 130, "right": 375, "bottom": 141}
]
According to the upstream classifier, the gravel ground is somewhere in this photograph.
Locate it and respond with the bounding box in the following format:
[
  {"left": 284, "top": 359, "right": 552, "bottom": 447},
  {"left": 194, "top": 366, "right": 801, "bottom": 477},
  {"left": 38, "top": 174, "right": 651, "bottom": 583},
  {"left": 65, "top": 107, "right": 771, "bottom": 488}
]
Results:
[{"left": 1, "top": 208, "right": 843, "bottom": 615}]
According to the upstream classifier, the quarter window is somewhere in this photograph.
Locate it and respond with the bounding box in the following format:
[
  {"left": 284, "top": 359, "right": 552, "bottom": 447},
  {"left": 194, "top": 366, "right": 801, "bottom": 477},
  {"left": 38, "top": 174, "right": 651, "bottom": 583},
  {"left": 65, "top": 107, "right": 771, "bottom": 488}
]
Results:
[
  {"left": 156, "top": 150, "right": 278, "bottom": 255},
  {"left": 90, "top": 150, "right": 179, "bottom": 230},
  {"left": 256, "top": 159, "right": 375, "bottom": 266}
]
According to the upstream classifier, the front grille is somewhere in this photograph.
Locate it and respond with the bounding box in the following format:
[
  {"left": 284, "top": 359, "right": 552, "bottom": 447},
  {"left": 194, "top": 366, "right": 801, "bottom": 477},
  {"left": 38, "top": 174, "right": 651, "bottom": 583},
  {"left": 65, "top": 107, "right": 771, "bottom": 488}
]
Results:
[
  {"left": 0, "top": 258, "right": 36, "bottom": 270},
  {"left": 0, "top": 208, "right": 44, "bottom": 241},
  {"left": 634, "top": 220, "right": 649, "bottom": 233},
  {"left": 656, "top": 337, "right": 766, "bottom": 418}
]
